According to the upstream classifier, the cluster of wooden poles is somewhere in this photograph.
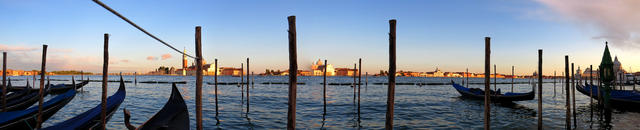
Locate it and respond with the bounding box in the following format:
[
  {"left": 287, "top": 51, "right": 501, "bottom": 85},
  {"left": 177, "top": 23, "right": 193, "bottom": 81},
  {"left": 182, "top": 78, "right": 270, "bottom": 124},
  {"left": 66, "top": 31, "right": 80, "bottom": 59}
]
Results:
[
  {"left": 481, "top": 38, "right": 612, "bottom": 130},
  {"left": 0, "top": 45, "right": 49, "bottom": 129},
  {"left": 90, "top": 0, "right": 629, "bottom": 129},
  {"left": 181, "top": 16, "right": 397, "bottom": 130}
]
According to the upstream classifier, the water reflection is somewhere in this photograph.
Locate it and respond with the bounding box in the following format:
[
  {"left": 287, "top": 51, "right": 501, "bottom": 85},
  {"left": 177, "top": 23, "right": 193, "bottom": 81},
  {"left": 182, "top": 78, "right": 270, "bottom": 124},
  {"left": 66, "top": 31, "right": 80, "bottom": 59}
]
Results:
[{"left": 2, "top": 75, "right": 637, "bottom": 129}]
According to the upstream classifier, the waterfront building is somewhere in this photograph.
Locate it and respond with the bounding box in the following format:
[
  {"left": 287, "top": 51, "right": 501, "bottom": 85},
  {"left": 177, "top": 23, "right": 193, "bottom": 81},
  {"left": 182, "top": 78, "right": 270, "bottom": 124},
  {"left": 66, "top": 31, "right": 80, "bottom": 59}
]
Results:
[
  {"left": 310, "top": 59, "right": 335, "bottom": 76},
  {"left": 220, "top": 67, "right": 242, "bottom": 76},
  {"left": 335, "top": 68, "right": 358, "bottom": 76}
]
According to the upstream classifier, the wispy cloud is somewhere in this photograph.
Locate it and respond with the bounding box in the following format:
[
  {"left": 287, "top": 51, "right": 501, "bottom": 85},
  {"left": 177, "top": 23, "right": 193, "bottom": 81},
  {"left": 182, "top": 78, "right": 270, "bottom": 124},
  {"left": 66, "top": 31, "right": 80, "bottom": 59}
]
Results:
[
  {"left": 536, "top": 0, "right": 640, "bottom": 48},
  {"left": 0, "top": 44, "right": 38, "bottom": 52},
  {"left": 161, "top": 53, "right": 172, "bottom": 60},
  {"left": 146, "top": 56, "right": 158, "bottom": 61}
]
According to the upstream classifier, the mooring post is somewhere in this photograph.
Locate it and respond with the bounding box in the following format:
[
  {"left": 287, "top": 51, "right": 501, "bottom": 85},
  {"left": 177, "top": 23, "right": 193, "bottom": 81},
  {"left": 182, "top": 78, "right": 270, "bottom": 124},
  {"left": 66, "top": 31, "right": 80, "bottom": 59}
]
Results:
[
  {"left": 466, "top": 68, "right": 469, "bottom": 87},
  {"left": 286, "top": 15, "right": 297, "bottom": 130},
  {"left": 590, "top": 65, "right": 593, "bottom": 123},
  {"left": 32, "top": 72, "right": 35, "bottom": 89},
  {"left": 353, "top": 63, "right": 356, "bottom": 104},
  {"left": 252, "top": 72, "right": 254, "bottom": 86},
  {"left": 571, "top": 63, "right": 576, "bottom": 128},
  {"left": 246, "top": 58, "right": 250, "bottom": 114},
  {"left": 564, "top": 56, "right": 571, "bottom": 129},
  {"left": 358, "top": 58, "right": 362, "bottom": 119},
  {"left": 365, "top": 72, "right": 368, "bottom": 85},
  {"left": 2, "top": 52, "right": 6, "bottom": 112},
  {"left": 100, "top": 34, "right": 109, "bottom": 130},
  {"left": 195, "top": 26, "right": 204, "bottom": 130},
  {"left": 598, "top": 67, "right": 602, "bottom": 121},
  {"left": 241, "top": 63, "right": 244, "bottom": 105},
  {"left": 537, "top": 49, "right": 543, "bottom": 130},
  {"left": 36, "top": 45, "right": 46, "bottom": 129},
  {"left": 494, "top": 64, "right": 497, "bottom": 94},
  {"left": 512, "top": 66, "right": 514, "bottom": 93},
  {"left": 484, "top": 37, "right": 491, "bottom": 130},
  {"left": 554, "top": 71, "right": 557, "bottom": 95},
  {"left": 323, "top": 60, "right": 327, "bottom": 115},
  {"left": 632, "top": 67, "right": 636, "bottom": 90},
  {"left": 215, "top": 59, "right": 219, "bottom": 118},
  {"left": 385, "top": 19, "right": 397, "bottom": 130},
  {"left": 134, "top": 72, "right": 137, "bottom": 84}
]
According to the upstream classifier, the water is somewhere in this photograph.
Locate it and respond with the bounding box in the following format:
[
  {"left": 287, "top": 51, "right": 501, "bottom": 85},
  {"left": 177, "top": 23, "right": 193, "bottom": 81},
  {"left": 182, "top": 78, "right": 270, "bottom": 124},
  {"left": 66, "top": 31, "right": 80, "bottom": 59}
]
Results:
[{"left": 8, "top": 75, "right": 640, "bottom": 129}]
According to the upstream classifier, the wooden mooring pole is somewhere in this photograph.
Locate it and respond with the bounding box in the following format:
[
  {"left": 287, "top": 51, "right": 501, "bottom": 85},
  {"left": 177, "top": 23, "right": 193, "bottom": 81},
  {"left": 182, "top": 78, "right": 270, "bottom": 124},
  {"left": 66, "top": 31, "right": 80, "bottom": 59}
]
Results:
[
  {"left": 215, "top": 59, "right": 219, "bottom": 118},
  {"left": 466, "top": 68, "right": 469, "bottom": 87},
  {"left": 571, "top": 63, "right": 576, "bottom": 128},
  {"left": 286, "top": 15, "right": 297, "bottom": 130},
  {"left": 2, "top": 52, "right": 6, "bottom": 112},
  {"left": 537, "top": 49, "right": 543, "bottom": 130},
  {"left": 358, "top": 58, "right": 362, "bottom": 119},
  {"left": 484, "top": 37, "right": 491, "bottom": 130},
  {"left": 195, "top": 26, "right": 204, "bottom": 130},
  {"left": 241, "top": 63, "right": 244, "bottom": 104},
  {"left": 323, "top": 60, "right": 327, "bottom": 115},
  {"left": 512, "top": 66, "right": 514, "bottom": 93},
  {"left": 101, "top": 34, "right": 109, "bottom": 130},
  {"left": 246, "top": 58, "right": 250, "bottom": 114},
  {"left": 493, "top": 64, "right": 498, "bottom": 95},
  {"left": 353, "top": 63, "right": 356, "bottom": 104},
  {"left": 385, "top": 19, "right": 397, "bottom": 130},
  {"left": 35, "top": 45, "right": 47, "bottom": 129},
  {"left": 554, "top": 71, "right": 556, "bottom": 96},
  {"left": 590, "top": 65, "right": 593, "bottom": 123},
  {"left": 564, "top": 56, "right": 571, "bottom": 129}
]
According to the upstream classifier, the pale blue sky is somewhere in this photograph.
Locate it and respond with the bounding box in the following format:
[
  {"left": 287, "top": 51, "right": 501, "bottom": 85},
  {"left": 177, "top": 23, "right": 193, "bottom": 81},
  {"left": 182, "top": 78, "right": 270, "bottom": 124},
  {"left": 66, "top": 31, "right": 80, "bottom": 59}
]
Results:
[{"left": 1, "top": 0, "right": 637, "bottom": 75}]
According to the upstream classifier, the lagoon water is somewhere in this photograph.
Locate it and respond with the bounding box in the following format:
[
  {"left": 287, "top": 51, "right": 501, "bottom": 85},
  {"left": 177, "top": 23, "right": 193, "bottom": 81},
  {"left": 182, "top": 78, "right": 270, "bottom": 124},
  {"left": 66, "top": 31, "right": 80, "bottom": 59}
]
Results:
[{"left": 10, "top": 75, "right": 640, "bottom": 129}]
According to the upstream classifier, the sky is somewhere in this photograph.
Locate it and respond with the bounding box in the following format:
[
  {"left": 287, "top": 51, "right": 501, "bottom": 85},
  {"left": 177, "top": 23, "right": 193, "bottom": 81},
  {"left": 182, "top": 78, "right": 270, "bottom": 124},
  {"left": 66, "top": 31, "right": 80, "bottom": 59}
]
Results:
[{"left": 1, "top": 0, "right": 640, "bottom": 75}]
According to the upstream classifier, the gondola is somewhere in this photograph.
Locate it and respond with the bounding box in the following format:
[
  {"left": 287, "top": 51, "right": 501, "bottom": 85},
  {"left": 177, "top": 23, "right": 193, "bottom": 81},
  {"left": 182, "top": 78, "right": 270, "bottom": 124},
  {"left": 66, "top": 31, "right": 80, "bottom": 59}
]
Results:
[
  {"left": 49, "top": 77, "right": 89, "bottom": 94},
  {"left": 4, "top": 80, "right": 51, "bottom": 111},
  {"left": 1, "top": 79, "right": 31, "bottom": 102},
  {"left": 0, "top": 87, "right": 76, "bottom": 129},
  {"left": 43, "top": 76, "right": 126, "bottom": 130},
  {"left": 577, "top": 84, "right": 640, "bottom": 108},
  {"left": 451, "top": 81, "right": 535, "bottom": 102},
  {"left": 123, "top": 83, "right": 189, "bottom": 130}
]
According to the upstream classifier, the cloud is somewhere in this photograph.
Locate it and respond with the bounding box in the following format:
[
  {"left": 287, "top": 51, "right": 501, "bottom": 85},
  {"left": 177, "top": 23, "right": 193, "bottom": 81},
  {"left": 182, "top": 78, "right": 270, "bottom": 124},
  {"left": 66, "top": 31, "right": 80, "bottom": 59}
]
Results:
[
  {"left": 121, "top": 59, "right": 129, "bottom": 63},
  {"left": 161, "top": 53, "right": 172, "bottom": 60},
  {"left": 146, "top": 56, "right": 158, "bottom": 61},
  {"left": 0, "top": 44, "right": 37, "bottom": 52},
  {"left": 535, "top": 0, "right": 640, "bottom": 48}
]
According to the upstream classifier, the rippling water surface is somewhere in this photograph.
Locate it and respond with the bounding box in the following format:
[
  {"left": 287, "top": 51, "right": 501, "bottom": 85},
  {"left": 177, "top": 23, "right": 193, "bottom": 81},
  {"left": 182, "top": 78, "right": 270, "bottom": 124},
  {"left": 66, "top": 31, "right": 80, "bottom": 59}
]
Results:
[{"left": 9, "top": 75, "right": 640, "bottom": 129}]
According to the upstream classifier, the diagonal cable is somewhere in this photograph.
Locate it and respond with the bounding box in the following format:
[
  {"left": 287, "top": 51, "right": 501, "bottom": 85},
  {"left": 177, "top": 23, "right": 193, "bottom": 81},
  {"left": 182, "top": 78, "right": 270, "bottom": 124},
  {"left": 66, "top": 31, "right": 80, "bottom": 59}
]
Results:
[{"left": 92, "top": 0, "right": 198, "bottom": 59}]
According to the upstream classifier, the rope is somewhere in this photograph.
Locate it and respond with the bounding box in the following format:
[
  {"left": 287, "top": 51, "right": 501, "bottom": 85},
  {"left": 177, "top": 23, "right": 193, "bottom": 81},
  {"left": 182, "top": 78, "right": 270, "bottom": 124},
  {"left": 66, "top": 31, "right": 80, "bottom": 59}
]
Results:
[{"left": 92, "top": 0, "right": 198, "bottom": 59}]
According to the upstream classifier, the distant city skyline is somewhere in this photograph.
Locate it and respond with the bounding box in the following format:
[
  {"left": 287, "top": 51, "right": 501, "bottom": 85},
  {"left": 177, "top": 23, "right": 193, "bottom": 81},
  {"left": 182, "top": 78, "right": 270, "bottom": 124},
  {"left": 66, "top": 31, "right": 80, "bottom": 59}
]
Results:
[{"left": 1, "top": 0, "right": 640, "bottom": 75}]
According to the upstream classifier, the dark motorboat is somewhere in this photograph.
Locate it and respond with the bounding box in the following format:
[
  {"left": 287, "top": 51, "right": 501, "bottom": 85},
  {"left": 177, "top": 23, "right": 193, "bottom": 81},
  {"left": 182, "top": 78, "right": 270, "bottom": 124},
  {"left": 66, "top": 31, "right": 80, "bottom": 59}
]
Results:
[
  {"left": 49, "top": 77, "right": 89, "bottom": 94},
  {"left": 451, "top": 81, "right": 535, "bottom": 102},
  {"left": 123, "top": 83, "right": 189, "bottom": 130},
  {"left": 577, "top": 84, "right": 640, "bottom": 108},
  {"left": 0, "top": 88, "right": 76, "bottom": 129},
  {"left": 43, "top": 76, "right": 126, "bottom": 130}
]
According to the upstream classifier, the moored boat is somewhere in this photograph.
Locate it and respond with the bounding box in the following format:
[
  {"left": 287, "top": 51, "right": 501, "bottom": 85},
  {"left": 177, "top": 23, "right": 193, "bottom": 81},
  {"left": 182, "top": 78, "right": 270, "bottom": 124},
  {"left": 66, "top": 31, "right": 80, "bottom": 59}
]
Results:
[
  {"left": 43, "top": 76, "right": 126, "bottom": 130},
  {"left": 123, "top": 83, "right": 189, "bottom": 130},
  {"left": 577, "top": 84, "right": 640, "bottom": 108},
  {"left": 451, "top": 81, "right": 534, "bottom": 102},
  {"left": 0, "top": 88, "right": 76, "bottom": 129}
]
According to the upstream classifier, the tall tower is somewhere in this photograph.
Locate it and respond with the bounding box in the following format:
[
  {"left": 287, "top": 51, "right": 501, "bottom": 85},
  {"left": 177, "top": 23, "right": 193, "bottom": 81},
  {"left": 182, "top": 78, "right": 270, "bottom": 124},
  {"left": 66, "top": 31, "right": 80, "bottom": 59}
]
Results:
[
  {"left": 182, "top": 47, "right": 187, "bottom": 76},
  {"left": 182, "top": 47, "right": 188, "bottom": 69}
]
